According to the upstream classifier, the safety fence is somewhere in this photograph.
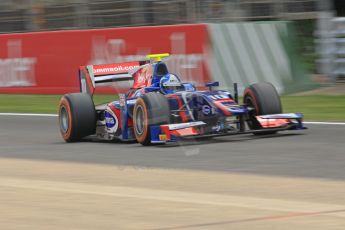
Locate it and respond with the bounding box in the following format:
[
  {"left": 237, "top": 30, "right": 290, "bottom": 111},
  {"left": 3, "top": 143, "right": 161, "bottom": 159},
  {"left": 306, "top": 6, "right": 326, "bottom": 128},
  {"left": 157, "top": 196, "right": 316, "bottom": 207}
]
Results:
[{"left": 0, "top": 0, "right": 322, "bottom": 33}]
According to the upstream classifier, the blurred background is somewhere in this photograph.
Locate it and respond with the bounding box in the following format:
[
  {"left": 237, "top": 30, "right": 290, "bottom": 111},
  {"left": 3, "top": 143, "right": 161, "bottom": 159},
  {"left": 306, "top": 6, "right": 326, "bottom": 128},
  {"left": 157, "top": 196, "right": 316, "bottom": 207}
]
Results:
[
  {"left": 0, "top": 0, "right": 335, "bottom": 31},
  {"left": 0, "top": 0, "right": 345, "bottom": 95}
]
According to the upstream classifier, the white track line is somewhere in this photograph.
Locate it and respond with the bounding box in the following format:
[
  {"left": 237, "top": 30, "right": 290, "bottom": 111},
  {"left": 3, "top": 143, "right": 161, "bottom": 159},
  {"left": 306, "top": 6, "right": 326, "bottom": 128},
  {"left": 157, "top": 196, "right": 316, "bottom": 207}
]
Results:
[
  {"left": 304, "top": 121, "right": 345, "bottom": 125},
  {"left": 0, "top": 113, "right": 345, "bottom": 125},
  {"left": 0, "top": 113, "right": 57, "bottom": 117}
]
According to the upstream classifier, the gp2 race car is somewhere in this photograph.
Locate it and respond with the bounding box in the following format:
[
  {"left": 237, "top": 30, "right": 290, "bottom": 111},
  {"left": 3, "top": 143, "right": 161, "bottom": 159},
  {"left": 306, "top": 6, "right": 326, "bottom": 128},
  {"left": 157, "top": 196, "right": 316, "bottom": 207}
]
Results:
[{"left": 58, "top": 53, "right": 306, "bottom": 145}]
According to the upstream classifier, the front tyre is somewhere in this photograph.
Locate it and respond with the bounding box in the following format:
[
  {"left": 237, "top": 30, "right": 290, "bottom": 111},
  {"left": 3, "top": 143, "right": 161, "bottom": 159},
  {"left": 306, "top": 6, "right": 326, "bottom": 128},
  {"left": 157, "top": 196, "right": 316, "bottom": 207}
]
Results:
[
  {"left": 243, "top": 82, "right": 282, "bottom": 134},
  {"left": 58, "top": 93, "right": 96, "bottom": 142},
  {"left": 133, "top": 93, "right": 170, "bottom": 145}
]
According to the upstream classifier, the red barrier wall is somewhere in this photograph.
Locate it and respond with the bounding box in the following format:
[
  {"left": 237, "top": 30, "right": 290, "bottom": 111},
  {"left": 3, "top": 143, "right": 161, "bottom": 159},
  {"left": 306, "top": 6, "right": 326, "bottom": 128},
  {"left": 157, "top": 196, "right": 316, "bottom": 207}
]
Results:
[{"left": 0, "top": 24, "right": 210, "bottom": 94}]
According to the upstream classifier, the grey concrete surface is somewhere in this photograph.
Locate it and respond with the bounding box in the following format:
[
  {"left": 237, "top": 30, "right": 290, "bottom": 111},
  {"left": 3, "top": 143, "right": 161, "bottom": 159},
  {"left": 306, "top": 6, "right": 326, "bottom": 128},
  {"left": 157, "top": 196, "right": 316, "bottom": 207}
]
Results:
[{"left": 0, "top": 115, "right": 344, "bottom": 180}]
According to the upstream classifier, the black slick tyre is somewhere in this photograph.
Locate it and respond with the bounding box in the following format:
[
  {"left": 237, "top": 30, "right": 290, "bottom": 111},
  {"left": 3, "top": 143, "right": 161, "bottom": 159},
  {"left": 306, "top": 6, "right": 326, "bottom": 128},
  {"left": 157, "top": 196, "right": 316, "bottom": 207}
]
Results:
[
  {"left": 133, "top": 92, "right": 170, "bottom": 145},
  {"left": 58, "top": 93, "right": 96, "bottom": 142},
  {"left": 243, "top": 82, "right": 282, "bottom": 135}
]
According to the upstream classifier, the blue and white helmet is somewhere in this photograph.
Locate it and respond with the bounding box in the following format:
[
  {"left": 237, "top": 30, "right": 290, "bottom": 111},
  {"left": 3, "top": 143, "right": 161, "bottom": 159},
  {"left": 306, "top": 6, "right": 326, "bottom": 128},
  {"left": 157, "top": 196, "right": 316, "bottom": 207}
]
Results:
[{"left": 160, "top": 73, "right": 182, "bottom": 94}]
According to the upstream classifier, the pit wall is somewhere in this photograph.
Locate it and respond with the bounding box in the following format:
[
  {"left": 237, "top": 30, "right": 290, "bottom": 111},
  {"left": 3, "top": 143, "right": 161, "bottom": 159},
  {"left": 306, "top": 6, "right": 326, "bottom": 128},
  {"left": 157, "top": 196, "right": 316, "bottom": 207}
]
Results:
[{"left": 0, "top": 22, "right": 310, "bottom": 95}]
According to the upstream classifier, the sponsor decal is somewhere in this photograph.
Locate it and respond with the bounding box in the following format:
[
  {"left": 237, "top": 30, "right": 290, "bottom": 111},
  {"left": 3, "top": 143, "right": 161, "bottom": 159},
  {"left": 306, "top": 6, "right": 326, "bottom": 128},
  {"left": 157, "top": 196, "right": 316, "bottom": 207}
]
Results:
[
  {"left": 93, "top": 62, "right": 140, "bottom": 76},
  {"left": 105, "top": 110, "right": 119, "bottom": 133},
  {"left": 132, "top": 65, "right": 153, "bottom": 88},
  {"left": 105, "top": 111, "right": 115, "bottom": 128},
  {"left": 167, "top": 121, "right": 205, "bottom": 130},
  {"left": 0, "top": 40, "right": 36, "bottom": 87},
  {"left": 202, "top": 105, "right": 211, "bottom": 115},
  {"left": 259, "top": 113, "right": 302, "bottom": 119},
  {"left": 208, "top": 94, "right": 228, "bottom": 100},
  {"left": 163, "top": 74, "right": 181, "bottom": 86},
  {"left": 159, "top": 134, "right": 167, "bottom": 141},
  {"left": 137, "top": 75, "right": 146, "bottom": 83},
  {"left": 126, "top": 99, "right": 137, "bottom": 105}
]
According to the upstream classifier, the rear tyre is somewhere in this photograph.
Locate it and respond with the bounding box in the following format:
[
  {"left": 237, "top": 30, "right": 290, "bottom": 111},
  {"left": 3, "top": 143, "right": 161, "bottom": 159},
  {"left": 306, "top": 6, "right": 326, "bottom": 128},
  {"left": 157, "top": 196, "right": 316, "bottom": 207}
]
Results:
[
  {"left": 58, "top": 93, "right": 96, "bottom": 142},
  {"left": 133, "top": 92, "right": 170, "bottom": 145},
  {"left": 243, "top": 82, "right": 282, "bottom": 135}
]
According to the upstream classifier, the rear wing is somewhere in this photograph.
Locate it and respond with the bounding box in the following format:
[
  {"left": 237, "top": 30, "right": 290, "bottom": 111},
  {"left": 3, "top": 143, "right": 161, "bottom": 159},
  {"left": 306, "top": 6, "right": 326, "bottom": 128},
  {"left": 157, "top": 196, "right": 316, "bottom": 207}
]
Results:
[{"left": 79, "top": 61, "right": 146, "bottom": 95}]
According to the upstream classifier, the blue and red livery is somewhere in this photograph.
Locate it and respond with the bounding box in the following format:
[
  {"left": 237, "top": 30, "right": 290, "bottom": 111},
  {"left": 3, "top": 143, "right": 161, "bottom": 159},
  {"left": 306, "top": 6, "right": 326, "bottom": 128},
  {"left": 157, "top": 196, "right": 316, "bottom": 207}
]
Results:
[{"left": 58, "top": 53, "right": 306, "bottom": 145}]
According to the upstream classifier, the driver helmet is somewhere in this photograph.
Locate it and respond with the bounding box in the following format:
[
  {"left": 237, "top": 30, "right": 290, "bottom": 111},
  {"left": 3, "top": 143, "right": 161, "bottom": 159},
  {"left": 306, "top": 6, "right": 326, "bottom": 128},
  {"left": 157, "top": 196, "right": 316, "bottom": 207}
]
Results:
[{"left": 160, "top": 73, "right": 182, "bottom": 94}]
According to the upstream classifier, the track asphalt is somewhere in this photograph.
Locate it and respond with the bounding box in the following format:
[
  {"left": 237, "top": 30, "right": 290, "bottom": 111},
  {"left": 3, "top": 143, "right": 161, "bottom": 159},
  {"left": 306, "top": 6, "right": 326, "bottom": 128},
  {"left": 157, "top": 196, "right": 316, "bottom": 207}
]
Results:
[{"left": 0, "top": 115, "right": 344, "bottom": 180}]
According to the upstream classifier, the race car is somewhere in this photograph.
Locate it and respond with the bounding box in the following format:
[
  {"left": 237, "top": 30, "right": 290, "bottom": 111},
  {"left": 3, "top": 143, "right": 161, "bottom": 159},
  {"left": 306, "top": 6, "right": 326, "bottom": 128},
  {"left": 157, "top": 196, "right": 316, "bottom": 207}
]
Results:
[{"left": 58, "top": 53, "right": 306, "bottom": 145}]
